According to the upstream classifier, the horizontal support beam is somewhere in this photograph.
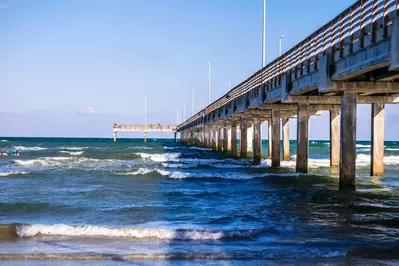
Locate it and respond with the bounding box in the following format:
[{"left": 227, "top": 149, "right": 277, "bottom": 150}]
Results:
[
  {"left": 286, "top": 95, "right": 399, "bottom": 104},
  {"left": 330, "top": 81, "right": 399, "bottom": 94}
]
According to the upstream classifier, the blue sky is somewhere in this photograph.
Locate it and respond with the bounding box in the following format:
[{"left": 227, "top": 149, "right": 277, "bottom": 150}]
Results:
[{"left": 1, "top": 0, "right": 398, "bottom": 139}]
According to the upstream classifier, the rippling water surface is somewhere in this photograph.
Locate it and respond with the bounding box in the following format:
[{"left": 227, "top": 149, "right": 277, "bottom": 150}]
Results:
[{"left": 0, "top": 137, "right": 398, "bottom": 265}]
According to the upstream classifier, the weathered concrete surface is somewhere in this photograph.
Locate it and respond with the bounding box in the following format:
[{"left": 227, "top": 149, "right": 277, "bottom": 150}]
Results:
[
  {"left": 212, "top": 127, "right": 217, "bottom": 152},
  {"left": 272, "top": 110, "right": 281, "bottom": 167},
  {"left": 330, "top": 109, "right": 340, "bottom": 167},
  {"left": 223, "top": 126, "right": 229, "bottom": 153},
  {"left": 231, "top": 124, "right": 237, "bottom": 157},
  {"left": 371, "top": 103, "right": 385, "bottom": 176},
  {"left": 227, "top": 127, "right": 232, "bottom": 151},
  {"left": 253, "top": 118, "right": 262, "bottom": 165},
  {"left": 340, "top": 92, "right": 357, "bottom": 191},
  {"left": 296, "top": 104, "right": 309, "bottom": 173},
  {"left": 240, "top": 119, "right": 248, "bottom": 158},
  {"left": 218, "top": 127, "right": 223, "bottom": 152},
  {"left": 282, "top": 118, "right": 290, "bottom": 161},
  {"left": 247, "top": 125, "right": 253, "bottom": 153},
  {"left": 268, "top": 119, "right": 272, "bottom": 158}
]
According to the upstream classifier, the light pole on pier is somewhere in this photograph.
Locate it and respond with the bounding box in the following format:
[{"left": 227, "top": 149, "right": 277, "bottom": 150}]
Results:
[
  {"left": 206, "top": 62, "right": 211, "bottom": 105},
  {"left": 262, "top": 0, "right": 266, "bottom": 68},
  {"left": 279, "top": 35, "right": 285, "bottom": 56}
]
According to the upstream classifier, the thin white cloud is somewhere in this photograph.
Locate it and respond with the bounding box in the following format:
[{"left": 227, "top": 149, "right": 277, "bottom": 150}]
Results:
[{"left": 77, "top": 107, "right": 97, "bottom": 116}]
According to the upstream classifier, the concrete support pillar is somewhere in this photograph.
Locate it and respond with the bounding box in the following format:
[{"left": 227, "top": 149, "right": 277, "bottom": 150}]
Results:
[
  {"left": 212, "top": 127, "right": 217, "bottom": 152},
  {"left": 231, "top": 123, "right": 237, "bottom": 157},
  {"left": 330, "top": 109, "right": 340, "bottom": 167},
  {"left": 173, "top": 132, "right": 176, "bottom": 143},
  {"left": 253, "top": 118, "right": 262, "bottom": 165},
  {"left": 272, "top": 110, "right": 281, "bottom": 167},
  {"left": 247, "top": 124, "right": 253, "bottom": 153},
  {"left": 240, "top": 119, "right": 248, "bottom": 158},
  {"left": 223, "top": 126, "right": 228, "bottom": 153},
  {"left": 339, "top": 92, "right": 357, "bottom": 191},
  {"left": 227, "top": 127, "right": 232, "bottom": 151},
  {"left": 296, "top": 103, "right": 309, "bottom": 173},
  {"left": 371, "top": 103, "right": 385, "bottom": 176},
  {"left": 144, "top": 132, "right": 147, "bottom": 143},
  {"left": 217, "top": 127, "right": 223, "bottom": 152},
  {"left": 282, "top": 118, "right": 290, "bottom": 161},
  {"left": 268, "top": 119, "right": 272, "bottom": 157},
  {"left": 113, "top": 132, "right": 117, "bottom": 143}
]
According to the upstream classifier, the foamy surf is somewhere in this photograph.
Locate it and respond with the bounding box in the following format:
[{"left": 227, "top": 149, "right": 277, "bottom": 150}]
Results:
[
  {"left": 12, "top": 146, "right": 47, "bottom": 151},
  {"left": 59, "top": 150, "right": 84, "bottom": 156},
  {"left": 0, "top": 171, "right": 29, "bottom": 177},
  {"left": 119, "top": 168, "right": 170, "bottom": 176},
  {"left": 167, "top": 171, "right": 306, "bottom": 180},
  {"left": 0, "top": 140, "right": 9, "bottom": 142},
  {"left": 135, "top": 153, "right": 181, "bottom": 162},
  {"left": 14, "top": 224, "right": 254, "bottom": 240}
]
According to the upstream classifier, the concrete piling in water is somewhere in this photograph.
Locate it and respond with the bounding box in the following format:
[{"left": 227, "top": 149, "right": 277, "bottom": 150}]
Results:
[
  {"left": 223, "top": 125, "right": 229, "bottom": 153},
  {"left": 329, "top": 109, "right": 340, "bottom": 167},
  {"left": 371, "top": 103, "right": 385, "bottom": 176},
  {"left": 231, "top": 123, "right": 237, "bottom": 158},
  {"left": 268, "top": 119, "right": 272, "bottom": 158},
  {"left": 282, "top": 118, "right": 290, "bottom": 161},
  {"left": 339, "top": 92, "right": 357, "bottom": 191},
  {"left": 240, "top": 119, "right": 248, "bottom": 158},
  {"left": 271, "top": 110, "right": 281, "bottom": 167},
  {"left": 296, "top": 103, "right": 309, "bottom": 173},
  {"left": 253, "top": 117, "right": 262, "bottom": 165}
]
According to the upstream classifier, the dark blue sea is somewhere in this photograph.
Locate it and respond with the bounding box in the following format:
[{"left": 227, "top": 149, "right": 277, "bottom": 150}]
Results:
[{"left": 0, "top": 137, "right": 398, "bottom": 265}]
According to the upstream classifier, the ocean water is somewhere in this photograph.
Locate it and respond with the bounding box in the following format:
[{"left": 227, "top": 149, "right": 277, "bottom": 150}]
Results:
[{"left": 0, "top": 137, "right": 398, "bottom": 265}]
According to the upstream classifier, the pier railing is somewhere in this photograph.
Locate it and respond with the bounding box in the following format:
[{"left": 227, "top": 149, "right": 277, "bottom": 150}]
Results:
[{"left": 177, "top": 0, "right": 399, "bottom": 129}]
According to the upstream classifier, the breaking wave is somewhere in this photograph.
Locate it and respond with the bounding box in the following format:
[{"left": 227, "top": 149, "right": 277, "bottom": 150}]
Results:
[
  {"left": 135, "top": 153, "right": 181, "bottom": 162},
  {"left": 13, "top": 224, "right": 255, "bottom": 241},
  {"left": 0, "top": 171, "right": 30, "bottom": 177},
  {"left": 119, "top": 168, "right": 169, "bottom": 176},
  {"left": 59, "top": 150, "right": 84, "bottom": 156},
  {"left": 12, "top": 146, "right": 47, "bottom": 151},
  {"left": 58, "top": 147, "right": 88, "bottom": 151},
  {"left": 0, "top": 140, "right": 9, "bottom": 143}
]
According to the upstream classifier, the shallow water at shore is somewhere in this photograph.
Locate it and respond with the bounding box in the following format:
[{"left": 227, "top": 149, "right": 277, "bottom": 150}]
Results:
[{"left": 0, "top": 137, "right": 398, "bottom": 264}]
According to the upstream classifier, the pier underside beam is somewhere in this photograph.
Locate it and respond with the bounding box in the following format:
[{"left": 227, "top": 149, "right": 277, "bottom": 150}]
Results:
[
  {"left": 296, "top": 103, "right": 309, "bottom": 173},
  {"left": 282, "top": 118, "right": 290, "bottom": 161},
  {"left": 272, "top": 110, "right": 281, "bottom": 167},
  {"left": 330, "top": 109, "right": 340, "bottom": 167},
  {"left": 371, "top": 103, "right": 385, "bottom": 176},
  {"left": 240, "top": 119, "right": 248, "bottom": 158},
  {"left": 253, "top": 118, "right": 262, "bottom": 165},
  {"left": 339, "top": 92, "right": 357, "bottom": 191}
]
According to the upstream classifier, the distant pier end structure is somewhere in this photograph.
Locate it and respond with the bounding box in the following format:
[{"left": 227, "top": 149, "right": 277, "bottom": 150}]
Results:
[
  {"left": 113, "top": 124, "right": 177, "bottom": 143},
  {"left": 176, "top": 0, "right": 399, "bottom": 191}
]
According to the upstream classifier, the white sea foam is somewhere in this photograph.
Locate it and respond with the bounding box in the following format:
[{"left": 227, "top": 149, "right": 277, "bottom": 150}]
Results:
[
  {"left": 0, "top": 140, "right": 9, "bottom": 143},
  {"left": 13, "top": 146, "right": 47, "bottom": 151},
  {"left": 16, "top": 224, "right": 228, "bottom": 240},
  {"left": 386, "top": 148, "right": 399, "bottom": 151},
  {"left": 13, "top": 157, "right": 135, "bottom": 170},
  {"left": 59, "top": 150, "right": 84, "bottom": 156},
  {"left": 357, "top": 154, "right": 399, "bottom": 166},
  {"left": 0, "top": 171, "right": 29, "bottom": 177},
  {"left": 120, "top": 168, "right": 169, "bottom": 176},
  {"left": 168, "top": 171, "right": 305, "bottom": 180},
  {"left": 59, "top": 147, "right": 88, "bottom": 151},
  {"left": 135, "top": 153, "right": 181, "bottom": 162},
  {"left": 356, "top": 144, "right": 371, "bottom": 148}
]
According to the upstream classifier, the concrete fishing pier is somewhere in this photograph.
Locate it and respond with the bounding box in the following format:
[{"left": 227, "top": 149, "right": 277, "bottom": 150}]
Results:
[
  {"left": 113, "top": 124, "right": 177, "bottom": 143},
  {"left": 176, "top": 0, "right": 399, "bottom": 190}
]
